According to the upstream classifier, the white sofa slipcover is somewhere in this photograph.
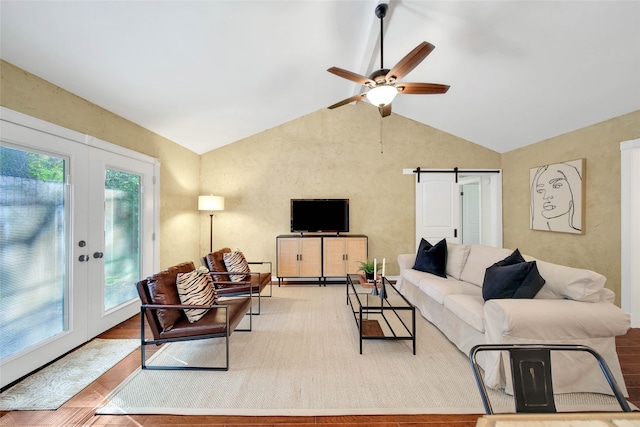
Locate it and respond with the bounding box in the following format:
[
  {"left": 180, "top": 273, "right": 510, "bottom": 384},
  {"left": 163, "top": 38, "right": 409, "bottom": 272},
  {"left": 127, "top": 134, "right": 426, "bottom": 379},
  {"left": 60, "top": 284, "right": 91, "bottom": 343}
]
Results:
[{"left": 396, "top": 242, "right": 630, "bottom": 396}]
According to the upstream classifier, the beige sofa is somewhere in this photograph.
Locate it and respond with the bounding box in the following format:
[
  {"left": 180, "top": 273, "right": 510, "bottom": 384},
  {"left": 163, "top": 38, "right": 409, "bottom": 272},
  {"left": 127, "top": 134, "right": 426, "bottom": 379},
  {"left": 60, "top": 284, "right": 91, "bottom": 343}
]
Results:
[{"left": 396, "top": 242, "right": 630, "bottom": 396}]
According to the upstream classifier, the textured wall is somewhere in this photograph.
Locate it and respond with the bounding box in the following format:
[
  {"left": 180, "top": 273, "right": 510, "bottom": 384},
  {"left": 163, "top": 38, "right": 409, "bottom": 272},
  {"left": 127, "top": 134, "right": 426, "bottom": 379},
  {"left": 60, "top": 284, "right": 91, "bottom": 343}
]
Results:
[
  {"left": 502, "top": 110, "right": 640, "bottom": 304},
  {"left": 5, "top": 59, "right": 637, "bottom": 301},
  {"left": 200, "top": 102, "right": 501, "bottom": 276},
  {"left": 0, "top": 60, "right": 201, "bottom": 269}
]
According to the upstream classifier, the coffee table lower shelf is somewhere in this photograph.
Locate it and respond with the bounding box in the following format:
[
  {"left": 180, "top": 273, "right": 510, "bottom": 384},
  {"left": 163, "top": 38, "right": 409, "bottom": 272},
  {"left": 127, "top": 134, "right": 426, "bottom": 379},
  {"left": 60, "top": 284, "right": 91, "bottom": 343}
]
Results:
[
  {"left": 361, "top": 319, "right": 385, "bottom": 337},
  {"left": 346, "top": 274, "right": 416, "bottom": 354}
]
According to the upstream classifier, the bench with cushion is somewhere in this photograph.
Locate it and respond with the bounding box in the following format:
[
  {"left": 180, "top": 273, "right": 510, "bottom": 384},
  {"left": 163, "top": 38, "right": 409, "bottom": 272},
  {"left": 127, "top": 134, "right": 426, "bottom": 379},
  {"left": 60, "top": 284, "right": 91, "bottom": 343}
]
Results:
[{"left": 136, "top": 261, "right": 252, "bottom": 371}]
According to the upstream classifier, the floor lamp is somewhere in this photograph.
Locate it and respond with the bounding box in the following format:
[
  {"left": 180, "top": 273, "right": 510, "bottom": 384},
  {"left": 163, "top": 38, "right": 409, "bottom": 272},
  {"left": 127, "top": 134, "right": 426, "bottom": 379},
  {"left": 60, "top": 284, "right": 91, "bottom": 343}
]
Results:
[{"left": 198, "top": 195, "right": 225, "bottom": 253}]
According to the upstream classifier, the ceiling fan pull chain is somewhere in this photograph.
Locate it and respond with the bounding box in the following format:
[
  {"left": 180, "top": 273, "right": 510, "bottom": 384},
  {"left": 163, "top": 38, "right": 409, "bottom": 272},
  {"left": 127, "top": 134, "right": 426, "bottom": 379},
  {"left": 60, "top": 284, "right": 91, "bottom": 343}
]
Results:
[{"left": 380, "top": 115, "right": 384, "bottom": 154}]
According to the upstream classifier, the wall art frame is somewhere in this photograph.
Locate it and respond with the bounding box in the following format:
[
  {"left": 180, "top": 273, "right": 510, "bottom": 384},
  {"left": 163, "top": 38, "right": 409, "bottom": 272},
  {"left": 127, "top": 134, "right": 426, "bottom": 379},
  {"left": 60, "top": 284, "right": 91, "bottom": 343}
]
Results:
[{"left": 530, "top": 158, "right": 585, "bottom": 234}]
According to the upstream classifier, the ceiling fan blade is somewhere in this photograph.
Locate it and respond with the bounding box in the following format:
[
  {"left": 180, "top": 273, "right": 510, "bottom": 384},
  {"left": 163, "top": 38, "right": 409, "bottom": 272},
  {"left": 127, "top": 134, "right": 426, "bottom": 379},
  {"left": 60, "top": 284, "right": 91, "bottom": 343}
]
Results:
[
  {"left": 328, "top": 92, "right": 367, "bottom": 109},
  {"left": 396, "top": 82, "right": 450, "bottom": 95},
  {"left": 378, "top": 104, "right": 392, "bottom": 117},
  {"left": 385, "top": 42, "right": 435, "bottom": 83},
  {"left": 327, "top": 67, "right": 375, "bottom": 87}
]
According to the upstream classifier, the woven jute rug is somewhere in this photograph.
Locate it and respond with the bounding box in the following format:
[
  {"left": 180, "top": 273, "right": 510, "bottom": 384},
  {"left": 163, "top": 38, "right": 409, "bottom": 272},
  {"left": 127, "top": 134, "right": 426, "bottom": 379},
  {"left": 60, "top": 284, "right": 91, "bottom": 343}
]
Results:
[{"left": 98, "top": 285, "right": 629, "bottom": 416}]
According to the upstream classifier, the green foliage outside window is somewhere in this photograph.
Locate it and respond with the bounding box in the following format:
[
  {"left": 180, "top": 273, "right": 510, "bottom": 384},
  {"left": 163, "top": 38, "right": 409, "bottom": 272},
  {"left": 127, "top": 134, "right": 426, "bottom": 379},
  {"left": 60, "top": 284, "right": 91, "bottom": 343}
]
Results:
[{"left": 1, "top": 146, "right": 63, "bottom": 182}]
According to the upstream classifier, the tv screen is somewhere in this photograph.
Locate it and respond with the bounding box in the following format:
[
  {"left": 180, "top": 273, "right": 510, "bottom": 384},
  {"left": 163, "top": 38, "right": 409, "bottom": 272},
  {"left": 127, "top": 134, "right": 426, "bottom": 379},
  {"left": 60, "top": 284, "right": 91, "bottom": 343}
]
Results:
[{"left": 290, "top": 199, "right": 349, "bottom": 233}]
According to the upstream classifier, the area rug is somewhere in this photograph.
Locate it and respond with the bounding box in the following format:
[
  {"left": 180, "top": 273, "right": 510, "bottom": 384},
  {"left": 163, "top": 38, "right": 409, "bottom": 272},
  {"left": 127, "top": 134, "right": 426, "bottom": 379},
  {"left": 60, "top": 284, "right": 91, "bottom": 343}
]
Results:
[
  {"left": 0, "top": 338, "right": 139, "bottom": 410},
  {"left": 98, "top": 285, "right": 630, "bottom": 416}
]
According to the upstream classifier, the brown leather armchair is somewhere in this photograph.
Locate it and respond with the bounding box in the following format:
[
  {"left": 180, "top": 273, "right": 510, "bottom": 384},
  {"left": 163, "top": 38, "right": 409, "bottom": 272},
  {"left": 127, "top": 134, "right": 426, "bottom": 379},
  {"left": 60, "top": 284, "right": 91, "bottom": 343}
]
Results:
[
  {"left": 136, "top": 261, "right": 252, "bottom": 371},
  {"left": 202, "top": 248, "right": 272, "bottom": 315}
]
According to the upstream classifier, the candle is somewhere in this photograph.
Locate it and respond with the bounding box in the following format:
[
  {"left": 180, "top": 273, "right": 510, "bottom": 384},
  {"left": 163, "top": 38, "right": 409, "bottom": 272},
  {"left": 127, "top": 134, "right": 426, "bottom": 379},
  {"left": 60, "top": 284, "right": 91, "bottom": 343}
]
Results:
[
  {"left": 374, "top": 258, "right": 377, "bottom": 282},
  {"left": 382, "top": 258, "right": 386, "bottom": 277}
]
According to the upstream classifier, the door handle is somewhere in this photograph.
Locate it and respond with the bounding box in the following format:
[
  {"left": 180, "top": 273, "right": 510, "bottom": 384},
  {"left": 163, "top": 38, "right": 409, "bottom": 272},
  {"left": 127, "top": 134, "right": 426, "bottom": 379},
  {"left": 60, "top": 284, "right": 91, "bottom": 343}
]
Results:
[
  {"left": 78, "top": 254, "right": 90, "bottom": 262},
  {"left": 93, "top": 252, "right": 104, "bottom": 259}
]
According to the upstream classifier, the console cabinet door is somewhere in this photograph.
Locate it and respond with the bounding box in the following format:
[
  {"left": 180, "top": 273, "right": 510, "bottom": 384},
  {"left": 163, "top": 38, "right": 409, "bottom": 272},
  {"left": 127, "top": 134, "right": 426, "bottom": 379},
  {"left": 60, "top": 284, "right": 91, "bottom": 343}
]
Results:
[
  {"left": 323, "top": 237, "right": 368, "bottom": 277},
  {"left": 299, "top": 238, "right": 322, "bottom": 277},
  {"left": 323, "top": 238, "right": 346, "bottom": 277},
  {"left": 277, "top": 237, "right": 322, "bottom": 278},
  {"left": 277, "top": 238, "right": 300, "bottom": 277},
  {"left": 345, "top": 237, "right": 367, "bottom": 274}
]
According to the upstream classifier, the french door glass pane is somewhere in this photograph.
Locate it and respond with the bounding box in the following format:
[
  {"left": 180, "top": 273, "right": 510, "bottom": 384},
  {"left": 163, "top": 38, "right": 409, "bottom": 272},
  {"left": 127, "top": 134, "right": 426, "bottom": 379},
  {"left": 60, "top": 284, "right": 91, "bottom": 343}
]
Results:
[
  {"left": 0, "top": 145, "right": 67, "bottom": 359},
  {"left": 104, "top": 169, "right": 140, "bottom": 311}
]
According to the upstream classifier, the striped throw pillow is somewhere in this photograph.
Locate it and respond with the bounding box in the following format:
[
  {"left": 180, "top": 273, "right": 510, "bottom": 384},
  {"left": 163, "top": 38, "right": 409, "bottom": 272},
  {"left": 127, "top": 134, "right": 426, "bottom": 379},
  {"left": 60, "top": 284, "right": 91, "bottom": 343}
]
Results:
[
  {"left": 176, "top": 267, "right": 218, "bottom": 323},
  {"left": 223, "top": 251, "right": 251, "bottom": 282}
]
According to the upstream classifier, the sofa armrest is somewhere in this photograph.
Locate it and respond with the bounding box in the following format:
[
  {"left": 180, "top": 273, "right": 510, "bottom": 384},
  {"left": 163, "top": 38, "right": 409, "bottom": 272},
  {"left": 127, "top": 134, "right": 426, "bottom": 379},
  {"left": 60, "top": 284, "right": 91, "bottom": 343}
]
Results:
[
  {"left": 482, "top": 298, "right": 630, "bottom": 396},
  {"left": 397, "top": 253, "right": 416, "bottom": 271},
  {"left": 484, "top": 299, "right": 631, "bottom": 340}
]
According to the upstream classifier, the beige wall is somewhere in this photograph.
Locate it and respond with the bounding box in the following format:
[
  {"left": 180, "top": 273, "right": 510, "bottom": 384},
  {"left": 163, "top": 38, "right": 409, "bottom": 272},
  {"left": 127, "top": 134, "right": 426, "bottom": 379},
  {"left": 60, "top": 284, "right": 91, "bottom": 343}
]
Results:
[
  {"left": 0, "top": 60, "right": 201, "bottom": 268},
  {"left": 200, "top": 102, "right": 501, "bottom": 276},
  {"left": 4, "top": 59, "right": 638, "bottom": 303},
  {"left": 502, "top": 110, "right": 640, "bottom": 305}
]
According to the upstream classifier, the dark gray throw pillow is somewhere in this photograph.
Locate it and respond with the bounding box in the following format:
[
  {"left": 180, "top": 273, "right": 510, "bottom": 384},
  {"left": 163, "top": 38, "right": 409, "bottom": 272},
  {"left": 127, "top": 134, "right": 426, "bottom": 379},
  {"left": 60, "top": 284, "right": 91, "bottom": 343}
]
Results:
[
  {"left": 483, "top": 261, "right": 533, "bottom": 300},
  {"left": 413, "top": 238, "right": 448, "bottom": 278},
  {"left": 512, "top": 261, "right": 546, "bottom": 299},
  {"left": 495, "top": 248, "right": 525, "bottom": 266},
  {"left": 482, "top": 250, "right": 545, "bottom": 301}
]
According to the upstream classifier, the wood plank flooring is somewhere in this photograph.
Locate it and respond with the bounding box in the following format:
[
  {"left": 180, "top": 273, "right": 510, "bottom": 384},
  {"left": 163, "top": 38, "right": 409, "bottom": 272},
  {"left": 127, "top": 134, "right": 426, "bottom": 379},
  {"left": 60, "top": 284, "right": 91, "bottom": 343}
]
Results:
[{"left": 1, "top": 316, "right": 638, "bottom": 426}]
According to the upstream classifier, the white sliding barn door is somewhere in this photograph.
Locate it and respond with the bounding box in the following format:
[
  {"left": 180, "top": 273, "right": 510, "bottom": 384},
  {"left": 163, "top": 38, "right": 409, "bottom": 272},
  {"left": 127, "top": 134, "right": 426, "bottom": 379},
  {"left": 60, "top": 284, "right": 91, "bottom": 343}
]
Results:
[
  {"left": 415, "top": 173, "right": 460, "bottom": 249},
  {"left": 407, "top": 168, "right": 503, "bottom": 250}
]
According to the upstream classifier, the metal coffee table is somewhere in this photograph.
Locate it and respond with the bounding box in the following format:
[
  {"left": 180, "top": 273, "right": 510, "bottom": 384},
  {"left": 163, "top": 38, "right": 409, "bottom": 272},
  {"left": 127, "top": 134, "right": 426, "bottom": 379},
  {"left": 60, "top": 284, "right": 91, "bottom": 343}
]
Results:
[{"left": 346, "top": 274, "right": 416, "bottom": 354}]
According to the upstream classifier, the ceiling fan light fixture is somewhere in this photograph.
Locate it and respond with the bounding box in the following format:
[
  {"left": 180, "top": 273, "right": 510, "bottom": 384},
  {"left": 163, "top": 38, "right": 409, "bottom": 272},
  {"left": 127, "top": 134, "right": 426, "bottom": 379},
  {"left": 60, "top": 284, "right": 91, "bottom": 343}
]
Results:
[{"left": 366, "top": 85, "right": 398, "bottom": 107}]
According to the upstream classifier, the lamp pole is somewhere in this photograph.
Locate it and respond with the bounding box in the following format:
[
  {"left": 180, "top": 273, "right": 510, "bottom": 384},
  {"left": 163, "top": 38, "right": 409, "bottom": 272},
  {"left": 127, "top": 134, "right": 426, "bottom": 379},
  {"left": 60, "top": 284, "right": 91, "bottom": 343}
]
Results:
[
  {"left": 209, "top": 213, "right": 214, "bottom": 253},
  {"left": 198, "top": 195, "right": 225, "bottom": 255}
]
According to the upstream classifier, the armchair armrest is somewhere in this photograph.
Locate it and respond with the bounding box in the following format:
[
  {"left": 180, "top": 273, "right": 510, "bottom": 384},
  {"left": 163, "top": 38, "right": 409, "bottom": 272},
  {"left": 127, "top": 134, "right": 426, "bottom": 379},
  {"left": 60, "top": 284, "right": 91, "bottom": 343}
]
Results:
[
  {"left": 143, "top": 303, "right": 220, "bottom": 311},
  {"left": 247, "top": 261, "right": 272, "bottom": 274}
]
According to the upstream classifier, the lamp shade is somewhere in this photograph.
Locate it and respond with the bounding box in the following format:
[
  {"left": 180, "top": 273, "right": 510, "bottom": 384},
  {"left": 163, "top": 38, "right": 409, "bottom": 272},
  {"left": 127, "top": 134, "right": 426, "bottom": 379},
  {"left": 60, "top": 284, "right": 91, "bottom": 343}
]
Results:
[
  {"left": 366, "top": 85, "right": 398, "bottom": 107},
  {"left": 198, "top": 195, "right": 225, "bottom": 211}
]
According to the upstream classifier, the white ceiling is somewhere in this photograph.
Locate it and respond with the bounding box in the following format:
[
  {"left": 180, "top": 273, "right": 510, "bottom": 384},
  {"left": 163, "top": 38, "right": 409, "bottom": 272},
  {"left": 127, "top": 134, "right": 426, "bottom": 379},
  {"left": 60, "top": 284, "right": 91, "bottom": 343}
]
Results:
[{"left": 1, "top": 1, "right": 639, "bottom": 155}]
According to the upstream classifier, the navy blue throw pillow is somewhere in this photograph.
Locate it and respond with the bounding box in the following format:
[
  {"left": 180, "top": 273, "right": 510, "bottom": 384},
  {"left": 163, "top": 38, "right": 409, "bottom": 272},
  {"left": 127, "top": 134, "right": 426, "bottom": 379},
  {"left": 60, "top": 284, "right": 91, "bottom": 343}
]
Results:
[
  {"left": 413, "top": 238, "right": 448, "bottom": 278},
  {"left": 482, "top": 249, "right": 546, "bottom": 301},
  {"left": 495, "top": 248, "right": 525, "bottom": 266},
  {"left": 512, "top": 261, "right": 546, "bottom": 299}
]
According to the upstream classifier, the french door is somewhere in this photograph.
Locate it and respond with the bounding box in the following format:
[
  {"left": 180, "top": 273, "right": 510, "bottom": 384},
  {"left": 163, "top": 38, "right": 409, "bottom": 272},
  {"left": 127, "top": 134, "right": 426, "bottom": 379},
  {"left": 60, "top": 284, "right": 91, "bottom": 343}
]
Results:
[
  {"left": 86, "top": 145, "right": 156, "bottom": 337},
  {"left": 0, "top": 109, "right": 158, "bottom": 387}
]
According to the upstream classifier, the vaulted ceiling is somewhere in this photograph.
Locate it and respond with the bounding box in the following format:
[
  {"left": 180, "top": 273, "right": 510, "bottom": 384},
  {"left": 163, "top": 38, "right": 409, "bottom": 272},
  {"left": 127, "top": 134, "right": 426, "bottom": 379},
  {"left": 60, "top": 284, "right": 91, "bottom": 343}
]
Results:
[{"left": 1, "top": 1, "right": 639, "bottom": 155}]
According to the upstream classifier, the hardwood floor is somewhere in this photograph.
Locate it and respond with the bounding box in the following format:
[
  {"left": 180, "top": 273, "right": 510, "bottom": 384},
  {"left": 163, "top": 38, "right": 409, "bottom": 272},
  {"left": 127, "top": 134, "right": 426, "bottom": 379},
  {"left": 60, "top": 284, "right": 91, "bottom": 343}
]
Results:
[{"left": 1, "top": 317, "right": 638, "bottom": 426}]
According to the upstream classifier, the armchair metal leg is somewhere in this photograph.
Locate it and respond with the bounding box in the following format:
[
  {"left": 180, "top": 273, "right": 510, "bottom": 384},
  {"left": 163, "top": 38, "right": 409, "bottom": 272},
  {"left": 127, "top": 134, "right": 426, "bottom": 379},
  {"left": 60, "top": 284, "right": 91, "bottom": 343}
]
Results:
[
  {"left": 140, "top": 307, "right": 232, "bottom": 371},
  {"left": 234, "top": 297, "right": 253, "bottom": 332}
]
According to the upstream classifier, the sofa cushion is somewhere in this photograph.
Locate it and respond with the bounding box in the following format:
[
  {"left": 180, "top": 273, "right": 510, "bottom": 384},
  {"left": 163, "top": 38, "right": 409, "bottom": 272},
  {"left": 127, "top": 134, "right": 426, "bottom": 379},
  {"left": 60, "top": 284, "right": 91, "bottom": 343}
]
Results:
[
  {"left": 460, "top": 245, "right": 513, "bottom": 287},
  {"left": 417, "top": 274, "right": 482, "bottom": 304},
  {"left": 444, "top": 294, "right": 485, "bottom": 333},
  {"left": 176, "top": 267, "right": 219, "bottom": 323},
  {"left": 533, "top": 259, "right": 606, "bottom": 302},
  {"left": 413, "top": 238, "right": 447, "bottom": 278},
  {"left": 482, "top": 260, "right": 545, "bottom": 300},
  {"left": 446, "top": 242, "right": 471, "bottom": 280}
]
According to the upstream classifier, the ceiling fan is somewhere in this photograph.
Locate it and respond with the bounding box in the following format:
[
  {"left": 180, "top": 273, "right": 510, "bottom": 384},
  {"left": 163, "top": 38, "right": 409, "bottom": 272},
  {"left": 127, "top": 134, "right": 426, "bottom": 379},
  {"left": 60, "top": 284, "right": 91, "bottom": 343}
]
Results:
[{"left": 327, "top": 3, "right": 450, "bottom": 117}]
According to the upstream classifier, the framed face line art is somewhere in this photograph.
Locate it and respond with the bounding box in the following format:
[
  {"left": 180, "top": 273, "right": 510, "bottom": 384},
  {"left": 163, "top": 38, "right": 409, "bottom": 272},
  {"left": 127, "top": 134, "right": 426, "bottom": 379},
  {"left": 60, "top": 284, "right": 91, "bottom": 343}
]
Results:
[{"left": 530, "top": 158, "right": 585, "bottom": 234}]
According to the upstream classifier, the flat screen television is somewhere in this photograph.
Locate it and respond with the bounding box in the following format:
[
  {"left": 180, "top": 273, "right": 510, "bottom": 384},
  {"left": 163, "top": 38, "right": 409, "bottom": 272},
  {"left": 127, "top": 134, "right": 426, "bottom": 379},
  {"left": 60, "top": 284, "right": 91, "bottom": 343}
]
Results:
[{"left": 290, "top": 199, "right": 349, "bottom": 234}]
